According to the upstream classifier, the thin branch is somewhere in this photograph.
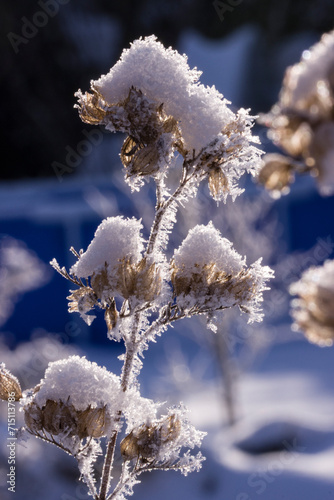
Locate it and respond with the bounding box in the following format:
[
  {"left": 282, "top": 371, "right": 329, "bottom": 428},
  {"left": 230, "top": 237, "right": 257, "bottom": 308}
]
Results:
[
  {"left": 99, "top": 312, "right": 141, "bottom": 499},
  {"left": 98, "top": 431, "right": 118, "bottom": 500},
  {"left": 145, "top": 156, "right": 204, "bottom": 257}
]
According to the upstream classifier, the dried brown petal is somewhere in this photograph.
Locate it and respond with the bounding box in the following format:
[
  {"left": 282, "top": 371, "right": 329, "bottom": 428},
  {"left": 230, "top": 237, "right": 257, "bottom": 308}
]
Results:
[
  {"left": 77, "top": 406, "right": 108, "bottom": 439},
  {"left": 208, "top": 168, "right": 229, "bottom": 200},
  {"left": 120, "top": 430, "right": 140, "bottom": 461},
  {"left": 121, "top": 140, "right": 161, "bottom": 176},
  {"left": 0, "top": 365, "right": 22, "bottom": 401},
  {"left": 91, "top": 264, "right": 110, "bottom": 299},
  {"left": 121, "top": 414, "right": 181, "bottom": 462},
  {"left": 42, "top": 399, "right": 77, "bottom": 436},
  {"left": 105, "top": 301, "right": 118, "bottom": 332},
  {"left": 77, "top": 90, "right": 109, "bottom": 125},
  {"left": 24, "top": 402, "right": 43, "bottom": 434},
  {"left": 257, "top": 153, "right": 295, "bottom": 193},
  {"left": 67, "top": 287, "right": 97, "bottom": 313},
  {"left": 117, "top": 258, "right": 161, "bottom": 302}
]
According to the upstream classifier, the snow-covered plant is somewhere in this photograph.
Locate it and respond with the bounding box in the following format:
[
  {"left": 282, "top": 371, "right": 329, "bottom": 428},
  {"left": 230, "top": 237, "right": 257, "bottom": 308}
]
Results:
[
  {"left": 290, "top": 259, "right": 334, "bottom": 346},
  {"left": 0, "top": 36, "right": 274, "bottom": 500},
  {"left": 257, "top": 30, "right": 334, "bottom": 198}
]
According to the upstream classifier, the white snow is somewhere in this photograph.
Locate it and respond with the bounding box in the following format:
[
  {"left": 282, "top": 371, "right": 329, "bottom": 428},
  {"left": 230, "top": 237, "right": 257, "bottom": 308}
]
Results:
[
  {"left": 28, "top": 355, "right": 121, "bottom": 411},
  {"left": 92, "top": 35, "right": 244, "bottom": 153},
  {"left": 71, "top": 216, "right": 144, "bottom": 278},
  {"left": 281, "top": 30, "right": 334, "bottom": 115},
  {"left": 173, "top": 222, "right": 246, "bottom": 274}
]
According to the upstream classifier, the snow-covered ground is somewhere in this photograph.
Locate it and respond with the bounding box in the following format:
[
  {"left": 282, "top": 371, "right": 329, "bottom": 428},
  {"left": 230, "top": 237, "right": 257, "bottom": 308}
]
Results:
[{"left": 2, "top": 328, "right": 334, "bottom": 500}]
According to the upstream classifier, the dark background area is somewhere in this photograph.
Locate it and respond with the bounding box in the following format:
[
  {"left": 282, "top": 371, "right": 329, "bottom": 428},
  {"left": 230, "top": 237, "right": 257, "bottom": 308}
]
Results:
[{"left": 1, "top": 0, "right": 334, "bottom": 180}]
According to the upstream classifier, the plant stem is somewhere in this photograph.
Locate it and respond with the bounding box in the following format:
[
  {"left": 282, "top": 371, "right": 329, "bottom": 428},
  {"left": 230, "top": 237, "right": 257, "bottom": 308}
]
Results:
[
  {"left": 99, "top": 312, "right": 141, "bottom": 499},
  {"left": 145, "top": 166, "right": 190, "bottom": 257},
  {"left": 99, "top": 431, "right": 118, "bottom": 500}
]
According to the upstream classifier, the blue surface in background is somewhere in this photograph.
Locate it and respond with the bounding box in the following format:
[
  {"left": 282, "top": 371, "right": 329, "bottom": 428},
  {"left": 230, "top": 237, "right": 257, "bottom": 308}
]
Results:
[{"left": 1, "top": 174, "right": 333, "bottom": 345}]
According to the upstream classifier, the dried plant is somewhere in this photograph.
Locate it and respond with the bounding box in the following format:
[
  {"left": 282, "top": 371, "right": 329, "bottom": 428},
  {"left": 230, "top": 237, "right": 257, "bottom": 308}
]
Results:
[
  {"left": 257, "top": 30, "right": 334, "bottom": 198},
  {"left": 1, "top": 36, "right": 274, "bottom": 500},
  {"left": 290, "top": 259, "right": 334, "bottom": 346}
]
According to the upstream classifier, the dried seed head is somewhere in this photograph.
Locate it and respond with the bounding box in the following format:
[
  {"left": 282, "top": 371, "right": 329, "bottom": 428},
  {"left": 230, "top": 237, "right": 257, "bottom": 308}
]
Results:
[
  {"left": 121, "top": 414, "right": 181, "bottom": 462},
  {"left": 0, "top": 365, "right": 22, "bottom": 401},
  {"left": 67, "top": 287, "right": 97, "bottom": 314},
  {"left": 257, "top": 153, "right": 295, "bottom": 196},
  {"left": 24, "top": 398, "right": 109, "bottom": 440},
  {"left": 105, "top": 301, "right": 118, "bottom": 333},
  {"left": 42, "top": 399, "right": 76, "bottom": 436},
  {"left": 76, "top": 89, "right": 111, "bottom": 125},
  {"left": 171, "top": 260, "right": 256, "bottom": 311},
  {"left": 121, "top": 138, "right": 161, "bottom": 176},
  {"left": 120, "top": 430, "right": 140, "bottom": 461},
  {"left": 77, "top": 405, "right": 109, "bottom": 439},
  {"left": 208, "top": 168, "right": 229, "bottom": 200},
  {"left": 290, "top": 260, "right": 334, "bottom": 346},
  {"left": 270, "top": 115, "right": 313, "bottom": 157},
  {"left": 91, "top": 264, "right": 110, "bottom": 300},
  {"left": 117, "top": 257, "right": 161, "bottom": 302}
]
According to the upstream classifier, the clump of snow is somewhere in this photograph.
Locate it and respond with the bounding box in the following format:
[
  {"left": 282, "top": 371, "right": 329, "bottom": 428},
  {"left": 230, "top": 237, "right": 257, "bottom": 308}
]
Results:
[
  {"left": 71, "top": 216, "right": 144, "bottom": 278},
  {"left": 281, "top": 30, "right": 334, "bottom": 119},
  {"left": 90, "top": 35, "right": 256, "bottom": 156},
  {"left": 28, "top": 356, "right": 121, "bottom": 411},
  {"left": 21, "top": 355, "right": 158, "bottom": 433},
  {"left": 173, "top": 222, "right": 245, "bottom": 275}
]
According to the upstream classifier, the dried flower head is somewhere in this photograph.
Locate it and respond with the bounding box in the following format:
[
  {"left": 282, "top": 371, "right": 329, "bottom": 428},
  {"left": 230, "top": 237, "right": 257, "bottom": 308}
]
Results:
[
  {"left": 76, "top": 36, "right": 262, "bottom": 198},
  {"left": 21, "top": 356, "right": 122, "bottom": 451},
  {"left": 67, "top": 286, "right": 97, "bottom": 326},
  {"left": 171, "top": 223, "right": 274, "bottom": 322},
  {"left": 290, "top": 260, "right": 334, "bottom": 346},
  {"left": 116, "top": 257, "right": 161, "bottom": 302},
  {"left": 259, "top": 30, "right": 334, "bottom": 197},
  {"left": 257, "top": 153, "right": 295, "bottom": 198},
  {"left": 0, "top": 364, "right": 22, "bottom": 401},
  {"left": 279, "top": 31, "right": 334, "bottom": 122},
  {"left": 121, "top": 414, "right": 181, "bottom": 462},
  {"left": 24, "top": 398, "right": 109, "bottom": 441},
  {"left": 120, "top": 404, "right": 206, "bottom": 476},
  {"left": 72, "top": 218, "right": 161, "bottom": 301}
]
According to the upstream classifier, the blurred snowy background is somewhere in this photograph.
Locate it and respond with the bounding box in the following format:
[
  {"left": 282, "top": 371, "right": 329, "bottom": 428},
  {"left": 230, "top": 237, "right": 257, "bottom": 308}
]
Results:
[{"left": 1, "top": 1, "right": 334, "bottom": 499}]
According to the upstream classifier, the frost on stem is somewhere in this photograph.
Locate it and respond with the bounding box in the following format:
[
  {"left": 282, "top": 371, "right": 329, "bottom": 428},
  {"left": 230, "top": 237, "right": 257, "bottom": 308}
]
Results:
[
  {"left": 290, "top": 259, "right": 334, "bottom": 346},
  {"left": 258, "top": 30, "right": 334, "bottom": 197},
  {"left": 171, "top": 222, "right": 274, "bottom": 323},
  {"left": 75, "top": 35, "right": 262, "bottom": 201}
]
